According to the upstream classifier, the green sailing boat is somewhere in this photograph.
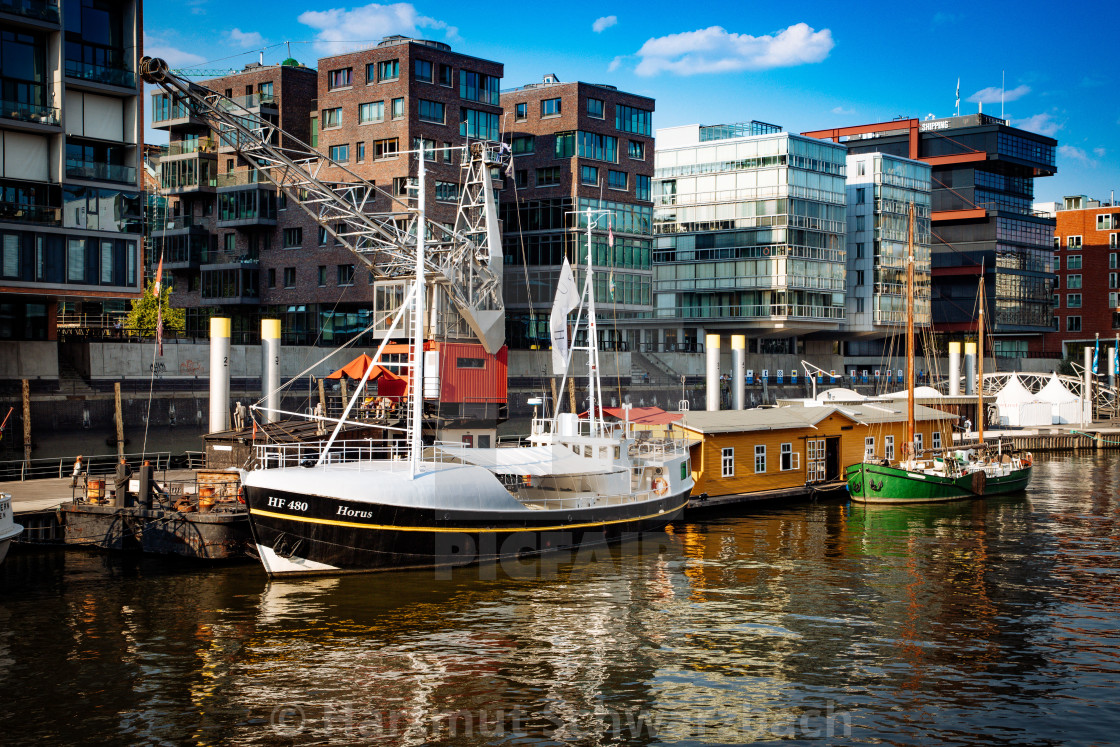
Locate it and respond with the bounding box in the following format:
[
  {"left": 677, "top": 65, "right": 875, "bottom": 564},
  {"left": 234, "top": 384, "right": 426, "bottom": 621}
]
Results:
[{"left": 845, "top": 205, "right": 1032, "bottom": 504}]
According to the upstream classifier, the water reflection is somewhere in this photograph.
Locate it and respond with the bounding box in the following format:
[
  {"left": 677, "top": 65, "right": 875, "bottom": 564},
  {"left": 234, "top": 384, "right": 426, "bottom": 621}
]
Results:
[{"left": 2, "top": 455, "right": 1120, "bottom": 744}]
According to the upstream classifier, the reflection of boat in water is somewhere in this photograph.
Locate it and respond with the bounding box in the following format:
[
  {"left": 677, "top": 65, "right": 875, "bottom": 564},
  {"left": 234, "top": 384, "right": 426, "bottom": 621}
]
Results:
[{"left": 0, "top": 493, "right": 22, "bottom": 564}]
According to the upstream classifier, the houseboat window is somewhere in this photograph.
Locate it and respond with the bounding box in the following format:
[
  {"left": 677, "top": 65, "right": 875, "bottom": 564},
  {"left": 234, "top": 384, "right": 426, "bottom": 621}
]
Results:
[
  {"left": 721, "top": 447, "right": 734, "bottom": 477},
  {"left": 584, "top": 446, "right": 593, "bottom": 458},
  {"left": 614, "top": 447, "right": 620, "bottom": 459},
  {"left": 681, "top": 459, "right": 689, "bottom": 479},
  {"left": 885, "top": 436, "right": 895, "bottom": 461},
  {"left": 457, "top": 357, "right": 485, "bottom": 368},
  {"left": 932, "top": 431, "right": 941, "bottom": 450},
  {"left": 915, "top": 433, "right": 923, "bottom": 454},
  {"left": 864, "top": 437, "right": 875, "bottom": 460},
  {"left": 754, "top": 445, "right": 766, "bottom": 473},
  {"left": 780, "top": 443, "right": 793, "bottom": 471}
]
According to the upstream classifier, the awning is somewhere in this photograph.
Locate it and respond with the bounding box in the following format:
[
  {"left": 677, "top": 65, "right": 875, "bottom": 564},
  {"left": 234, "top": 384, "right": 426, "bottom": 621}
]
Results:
[{"left": 433, "top": 445, "right": 619, "bottom": 476}]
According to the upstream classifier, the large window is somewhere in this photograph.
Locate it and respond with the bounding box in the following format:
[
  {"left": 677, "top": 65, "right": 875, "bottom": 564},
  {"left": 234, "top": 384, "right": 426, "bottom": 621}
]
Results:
[
  {"left": 418, "top": 99, "right": 444, "bottom": 123},
  {"left": 780, "top": 443, "right": 794, "bottom": 471},
  {"left": 328, "top": 144, "right": 349, "bottom": 163},
  {"left": 414, "top": 59, "right": 433, "bottom": 83},
  {"left": 578, "top": 132, "right": 618, "bottom": 163},
  {"left": 358, "top": 101, "right": 384, "bottom": 124},
  {"left": 580, "top": 165, "right": 599, "bottom": 186},
  {"left": 511, "top": 136, "right": 535, "bottom": 154},
  {"left": 1067, "top": 274, "right": 1082, "bottom": 289},
  {"left": 459, "top": 70, "right": 499, "bottom": 105},
  {"left": 721, "top": 447, "right": 734, "bottom": 477},
  {"left": 327, "top": 68, "right": 351, "bottom": 89},
  {"left": 391, "top": 98, "right": 404, "bottom": 119},
  {"left": 555, "top": 132, "right": 575, "bottom": 159},
  {"left": 337, "top": 264, "right": 354, "bottom": 286},
  {"left": 377, "top": 59, "right": 399, "bottom": 81},
  {"left": 322, "top": 107, "right": 341, "bottom": 128},
  {"left": 754, "top": 444, "right": 766, "bottom": 473},
  {"left": 616, "top": 104, "right": 652, "bottom": 135},
  {"left": 884, "top": 435, "right": 895, "bottom": 461},
  {"left": 628, "top": 141, "right": 645, "bottom": 160},
  {"left": 608, "top": 170, "right": 627, "bottom": 191},
  {"left": 1067, "top": 294, "right": 1082, "bottom": 308},
  {"left": 587, "top": 98, "right": 604, "bottom": 118},
  {"left": 1068, "top": 255, "right": 1082, "bottom": 270},
  {"left": 635, "top": 175, "right": 651, "bottom": 201},
  {"left": 536, "top": 167, "right": 560, "bottom": 186},
  {"left": 373, "top": 138, "right": 398, "bottom": 159},
  {"left": 2, "top": 28, "right": 48, "bottom": 111},
  {"left": 1067, "top": 316, "right": 1082, "bottom": 332},
  {"left": 864, "top": 437, "right": 875, "bottom": 460},
  {"left": 435, "top": 181, "right": 459, "bottom": 203},
  {"left": 283, "top": 227, "right": 302, "bottom": 247},
  {"left": 542, "top": 98, "right": 561, "bottom": 117},
  {"left": 460, "top": 109, "right": 499, "bottom": 141}
]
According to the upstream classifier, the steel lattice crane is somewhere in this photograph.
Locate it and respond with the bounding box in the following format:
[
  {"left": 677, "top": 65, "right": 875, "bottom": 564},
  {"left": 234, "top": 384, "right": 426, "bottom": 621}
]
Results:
[{"left": 141, "top": 56, "right": 506, "bottom": 352}]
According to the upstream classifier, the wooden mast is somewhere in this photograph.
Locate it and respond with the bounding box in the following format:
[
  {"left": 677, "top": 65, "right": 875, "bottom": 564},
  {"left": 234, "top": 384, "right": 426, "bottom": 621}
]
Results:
[
  {"left": 977, "top": 272, "right": 985, "bottom": 445},
  {"left": 906, "top": 203, "right": 915, "bottom": 459}
]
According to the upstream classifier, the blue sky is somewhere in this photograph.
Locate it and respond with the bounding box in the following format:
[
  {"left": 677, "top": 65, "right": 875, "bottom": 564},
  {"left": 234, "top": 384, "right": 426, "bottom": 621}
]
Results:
[{"left": 144, "top": 0, "right": 1119, "bottom": 203}]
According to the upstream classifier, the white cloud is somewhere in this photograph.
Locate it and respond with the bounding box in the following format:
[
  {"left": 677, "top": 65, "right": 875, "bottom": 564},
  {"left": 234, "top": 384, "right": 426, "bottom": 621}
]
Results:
[
  {"left": 608, "top": 56, "right": 624, "bottom": 73},
  {"left": 1094, "top": 147, "right": 1106, "bottom": 158},
  {"left": 967, "top": 84, "right": 1030, "bottom": 105},
  {"left": 1014, "top": 112, "right": 1062, "bottom": 137},
  {"left": 298, "top": 3, "right": 459, "bottom": 55},
  {"left": 228, "top": 28, "right": 264, "bottom": 48},
  {"left": 632, "top": 23, "right": 834, "bottom": 76},
  {"left": 1058, "top": 145, "right": 1095, "bottom": 167},
  {"left": 593, "top": 15, "right": 617, "bottom": 33},
  {"left": 144, "top": 33, "right": 207, "bottom": 66},
  {"left": 831, "top": 105, "right": 855, "bottom": 115}
]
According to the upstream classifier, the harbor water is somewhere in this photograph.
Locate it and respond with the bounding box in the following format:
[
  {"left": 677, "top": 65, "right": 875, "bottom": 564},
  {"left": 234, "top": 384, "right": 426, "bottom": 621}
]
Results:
[{"left": 1, "top": 453, "right": 1118, "bottom": 744}]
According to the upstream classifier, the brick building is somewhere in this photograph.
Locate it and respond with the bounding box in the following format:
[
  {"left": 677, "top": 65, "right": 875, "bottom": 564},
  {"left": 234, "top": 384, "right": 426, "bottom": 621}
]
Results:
[
  {"left": 1043, "top": 195, "right": 1120, "bottom": 357},
  {"left": 151, "top": 36, "right": 504, "bottom": 344},
  {"left": 500, "top": 76, "right": 654, "bottom": 350}
]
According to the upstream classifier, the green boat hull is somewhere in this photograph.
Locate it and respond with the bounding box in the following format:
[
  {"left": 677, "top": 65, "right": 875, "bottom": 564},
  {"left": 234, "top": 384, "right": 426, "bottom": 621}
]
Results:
[{"left": 845, "top": 461, "right": 1031, "bottom": 504}]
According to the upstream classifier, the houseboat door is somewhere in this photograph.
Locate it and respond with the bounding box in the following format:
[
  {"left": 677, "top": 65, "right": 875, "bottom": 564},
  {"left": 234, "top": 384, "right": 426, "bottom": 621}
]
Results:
[{"left": 825, "top": 437, "right": 841, "bottom": 480}]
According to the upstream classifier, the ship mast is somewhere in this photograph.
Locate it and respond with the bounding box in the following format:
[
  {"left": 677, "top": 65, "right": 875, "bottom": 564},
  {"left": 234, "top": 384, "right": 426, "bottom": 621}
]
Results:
[
  {"left": 585, "top": 207, "right": 604, "bottom": 438},
  {"left": 977, "top": 272, "right": 985, "bottom": 446},
  {"left": 906, "top": 203, "right": 915, "bottom": 460}
]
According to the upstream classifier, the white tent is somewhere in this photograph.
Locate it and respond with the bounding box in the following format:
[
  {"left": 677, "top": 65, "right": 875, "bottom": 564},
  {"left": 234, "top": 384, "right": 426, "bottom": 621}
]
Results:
[
  {"left": 1036, "top": 373, "right": 1085, "bottom": 424},
  {"left": 995, "top": 374, "right": 1051, "bottom": 427},
  {"left": 882, "top": 386, "right": 944, "bottom": 399},
  {"left": 816, "top": 387, "right": 866, "bottom": 402}
]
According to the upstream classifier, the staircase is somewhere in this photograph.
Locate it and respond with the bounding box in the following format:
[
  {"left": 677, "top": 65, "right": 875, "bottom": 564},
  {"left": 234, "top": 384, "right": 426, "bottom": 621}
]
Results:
[
  {"left": 58, "top": 362, "right": 96, "bottom": 397},
  {"left": 631, "top": 350, "right": 680, "bottom": 384}
]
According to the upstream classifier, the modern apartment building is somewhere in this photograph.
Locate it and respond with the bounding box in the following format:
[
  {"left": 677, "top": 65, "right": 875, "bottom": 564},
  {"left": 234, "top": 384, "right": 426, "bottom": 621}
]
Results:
[
  {"left": 151, "top": 36, "right": 504, "bottom": 344},
  {"left": 1, "top": 0, "right": 144, "bottom": 339},
  {"left": 500, "top": 75, "right": 655, "bottom": 350},
  {"left": 842, "top": 152, "right": 931, "bottom": 352},
  {"left": 1043, "top": 195, "right": 1120, "bottom": 357},
  {"left": 804, "top": 114, "right": 1057, "bottom": 359},
  {"left": 648, "top": 122, "right": 848, "bottom": 354}
]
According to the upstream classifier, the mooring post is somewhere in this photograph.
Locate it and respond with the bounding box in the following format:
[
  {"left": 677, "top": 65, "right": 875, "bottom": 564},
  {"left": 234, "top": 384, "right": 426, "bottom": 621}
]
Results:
[
  {"left": 114, "top": 382, "right": 124, "bottom": 460},
  {"left": 22, "top": 378, "right": 30, "bottom": 475},
  {"left": 318, "top": 378, "right": 327, "bottom": 417}
]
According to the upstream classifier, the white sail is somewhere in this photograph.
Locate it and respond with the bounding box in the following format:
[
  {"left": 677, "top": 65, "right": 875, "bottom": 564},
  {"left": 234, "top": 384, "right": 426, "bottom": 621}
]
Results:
[{"left": 550, "top": 257, "right": 579, "bottom": 375}]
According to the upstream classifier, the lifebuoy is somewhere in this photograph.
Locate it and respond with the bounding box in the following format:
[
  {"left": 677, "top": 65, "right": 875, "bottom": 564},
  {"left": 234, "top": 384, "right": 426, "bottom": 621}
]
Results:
[
  {"left": 762, "top": 246, "right": 771, "bottom": 256},
  {"left": 652, "top": 477, "right": 668, "bottom": 496},
  {"left": 1022, "top": 453, "right": 1032, "bottom": 468}
]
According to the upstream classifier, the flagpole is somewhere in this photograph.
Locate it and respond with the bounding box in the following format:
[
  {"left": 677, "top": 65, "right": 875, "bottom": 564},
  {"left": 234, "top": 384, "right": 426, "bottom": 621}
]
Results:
[{"left": 141, "top": 254, "right": 164, "bottom": 461}]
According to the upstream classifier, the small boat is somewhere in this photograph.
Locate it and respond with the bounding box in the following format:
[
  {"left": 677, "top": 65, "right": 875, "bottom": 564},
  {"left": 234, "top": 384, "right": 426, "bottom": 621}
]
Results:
[
  {"left": 846, "top": 204, "right": 1031, "bottom": 503},
  {"left": 0, "top": 493, "right": 23, "bottom": 564}
]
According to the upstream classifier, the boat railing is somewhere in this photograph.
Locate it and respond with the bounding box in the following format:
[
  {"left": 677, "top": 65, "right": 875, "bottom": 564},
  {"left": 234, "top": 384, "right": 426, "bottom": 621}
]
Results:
[
  {"left": 253, "top": 439, "right": 425, "bottom": 469},
  {"left": 515, "top": 487, "right": 661, "bottom": 511},
  {"left": 630, "top": 439, "right": 690, "bottom": 459}
]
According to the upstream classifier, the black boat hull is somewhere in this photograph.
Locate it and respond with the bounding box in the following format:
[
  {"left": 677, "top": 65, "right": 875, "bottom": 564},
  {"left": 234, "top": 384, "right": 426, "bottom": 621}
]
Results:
[{"left": 245, "top": 486, "right": 688, "bottom": 575}]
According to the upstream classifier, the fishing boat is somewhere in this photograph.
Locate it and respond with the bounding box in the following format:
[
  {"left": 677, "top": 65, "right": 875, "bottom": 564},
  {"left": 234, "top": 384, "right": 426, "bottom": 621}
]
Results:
[
  {"left": 0, "top": 493, "right": 23, "bottom": 564},
  {"left": 242, "top": 160, "right": 693, "bottom": 574},
  {"left": 845, "top": 205, "right": 1032, "bottom": 503}
]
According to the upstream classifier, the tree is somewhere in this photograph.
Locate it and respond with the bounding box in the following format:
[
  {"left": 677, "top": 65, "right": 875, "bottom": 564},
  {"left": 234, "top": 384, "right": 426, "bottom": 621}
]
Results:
[{"left": 126, "top": 281, "right": 185, "bottom": 335}]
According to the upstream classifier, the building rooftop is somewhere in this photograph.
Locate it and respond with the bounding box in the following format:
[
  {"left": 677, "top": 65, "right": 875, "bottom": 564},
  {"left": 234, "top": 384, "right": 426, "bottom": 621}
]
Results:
[{"left": 676, "top": 403, "right": 952, "bottom": 435}]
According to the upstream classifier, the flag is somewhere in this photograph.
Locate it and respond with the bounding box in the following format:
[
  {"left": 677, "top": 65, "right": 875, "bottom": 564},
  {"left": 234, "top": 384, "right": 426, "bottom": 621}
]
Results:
[
  {"left": 252, "top": 418, "right": 257, "bottom": 441},
  {"left": 1093, "top": 334, "right": 1100, "bottom": 374},
  {"left": 609, "top": 270, "right": 615, "bottom": 301},
  {"left": 955, "top": 78, "right": 960, "bottom": 112},
  {"left": 153, "top": 251, "right": 164, "bottom": 296},
  {"left": 549, "top": 258, "right": 580, "bottom": 374},
  {"left": 607, "top": 222, "right": 615, "bottom": 300},
  {"left": 156, "top": 303, "right": 163, "bottom": 357}
]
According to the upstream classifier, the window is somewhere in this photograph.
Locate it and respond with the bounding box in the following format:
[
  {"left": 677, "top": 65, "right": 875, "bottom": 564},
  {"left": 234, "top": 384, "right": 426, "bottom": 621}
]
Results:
[
  {"left": 442, "top": 142, "right": 454, "bottom": 162},
  {"left": 377, "top": 59, "right": 399, "bottom": 81},
  {"left": 1115, "top": 312, "right": 1120, "bottom": 330},
  {"left": 356, "top": 141, "right": 365, "bottom": 162},
  {"left": 258, "top": 81, "right": 273, "bottom": 99},
  {"left": 914, "top": 433, "right": 923, "bottom": 454},
  {"left": 721, "top": 447, "right": 734, "bottom": 477},
  {"left": 635, "top": 174, "right": 651, "bottom": 201},
  {"left": 393, "top": 177, "right": 415, "bottom": 196},
  {"left": 628, "top": 141, "right": 645, "bottom": 160},
  {"left": 1067, "top": 235, "right": 1082, "bottom": 248},
  {"left": 1098, "top": 214, "right": 1113, "bottom": 231},
  {"left": 855, "top": 215, "right": 865, "bottom": 231},
  {"left": 224, "top": 233, "right": 235, "bottom": 252},
  {"left": 317, "top": 265, "right": 327, "bottom": 286},
  {"left": 857, "top": 161, "right": 866, "bottom": 176},
  {"left": 414, "top": 59, "right": 433, "bottom": 83},
  {"left": 1067, "top": 316, "right": 1082, "bottom": 332},
  {"left": 511, "top": 135, "right": 535, "bottom": 154},
  {"left": 580, "top": 165, "right": 599, "bottom": 186},
  {"left": 438, "top": 63, "right": 453, "bottom": 86},
  {"left": 807, "top": 440, "right": 826, "bottom": 482},
  {"left": 578, "top": 132, "right": 618, "bottom": 162},
  {"left": 418, "top": 99, "right": 444, "bottom": 123},
  {"left": 267, "top": 268, "right": 276, "bottom": 288},
  {"left": 1113, "top": 234, "right": 1119, "bottom": 249},
  {"left": 283, "top": 267, "right": 295, "bottom": 287},
  {"left": 435, "top": 181, "right": 459, "bottom": 202},
  {"left": 457, "top": 357, "right": 485, "bottom": 369},
  {"left": 1067, "top": 294, "right": 1082, "bottom": 308},
  {"left": 373, "top": 138, "right": 398, "bottom": 159},
  {"left": 1110, "top": 292, "right": 1118, "bottom": 308},
  {"left": 555, "top": 132, "right": 575, "bottom": 158},
  {"left": 328, "top": 144, "right": 349, "bottom": 163},
  {"left": 864, "top": 436, "right": 875, "bottom": 460},
  {"left": 1068, "top": 274, "right": 1082, "bottom": 289},
  {"left": 754, "top": 445, "right": 766, "bottom": 473},
  {"left": 322, "top": 107, "right": 342, "bottom": 128},
  {"left": 411, "top": 137, "right": 437, "bottom": 161},
  {"left": 542, "top": 98, "right": 561, "bottom": 117},
  {"left": 855, "top": 242, "right": 865, "bottom": 259},
  {"left": 536, "top": 167, "right": 560, "bottom": 186},
  {"left": 932, "top": 431, "right": 942, "bottom": 450},
  {"left": 358, "top": 101, "right": 384, "bottom": 124},
  {"left": 615, "top": 104, "right": 652, "bottom": 135},
  {"left": 780, "top": 443, "right": 795, "bottom": 471},
  {"left": 608, "top": 170, "right": 627, "bottom": 190},
  {"left": 1054, "top": 236, "right": 1061, "bottom": 251},
  {"left": 1111, "top": 272, "right": 1119, "bottom": 289},
  {"left": 884, "top": 435, "right": 895, "bottom": 461},
  {"left": 459, "top": 71, "right": 499, "bottom": 105},
  {"left": 856, "top": 187, "right": 866, "bottom": 204},
  {"left": 514, "top": 169, "right": 527, "bottom": 189},
  {"left": 391, "top": 98, "right": 404, "bottom": 119},
  {"left": 515, "top": 102, "right": 527, "bottom": 120},
  {"left": 283, "top": 227, "right": 302, "bottom": 247},
  {"left": 1068, "top": 255, "right": 1082, "bottom": 270},
  {"left": 1112, "top": 253, "right": 1118, "bottom": 269},
  {"left": 337, "top": 264, "right": 354, "bottom": 286},
  {"left": 327, "top": 68, "right": 352, "bottom": 89},
  {"left": 587, "top": 98, "right": 604, "bottom": 118},
  {"left": 460, "top": 109, "right": 499, "bottom": 140}
]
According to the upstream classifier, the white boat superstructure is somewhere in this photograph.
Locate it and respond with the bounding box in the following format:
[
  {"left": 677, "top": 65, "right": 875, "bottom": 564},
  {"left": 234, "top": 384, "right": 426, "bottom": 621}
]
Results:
[{"left": 0, "top": 493, "right": 23, "bottom": 565}]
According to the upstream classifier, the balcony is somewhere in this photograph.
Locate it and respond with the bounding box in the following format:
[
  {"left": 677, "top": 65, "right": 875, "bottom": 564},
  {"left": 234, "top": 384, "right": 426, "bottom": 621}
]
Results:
[
  {"left": 64, "top": 59, "right": 136, "bottom": 89},
  {"left": 220, "top": 92, "right": 277, "bottom": 112},
  {"left": 65, "top": 159, "right": 137, "bottom": 185},
  {"left": 165, "top": 138, "right": 218, "bottom": 157},
  {"left": 0, "top": 0, "right": 59, "bottom": 23},
  {"left": 154, "top": 234, "right": 211, "bottom": 269},
  {"left": 151, "top": 96, "right": 208, "bottom": 130},
  {"left": 0, "top": 201, "right": 61, "bottom": 226},
  {"left": 159, "top": 155, "right": 217, "bottom": 195},
  {"left": 150, "top": 214, "right": 208, "bottom": 234},
  {"left": 200, "top": 263, "right": 260, "bottom": 306},
  {"left": 654, "top": 303, "right": 845, "bottom": 322},
  {"left": 215, "top": 170, "right": 269, "bottom": 189},
  {"left": 0, "top": 99, "right": 59, "bottom": 127}
]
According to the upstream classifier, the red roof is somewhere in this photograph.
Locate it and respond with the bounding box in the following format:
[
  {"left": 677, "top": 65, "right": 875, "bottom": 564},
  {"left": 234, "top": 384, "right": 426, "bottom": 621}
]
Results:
[{"left": 584, "top": 406, "right": 684, "bottom": 425}]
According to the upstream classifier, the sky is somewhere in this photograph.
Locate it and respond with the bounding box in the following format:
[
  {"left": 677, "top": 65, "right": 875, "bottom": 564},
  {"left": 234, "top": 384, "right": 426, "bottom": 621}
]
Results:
[{"left": 143, "top": 0, "right": 1120, "bottom": 204}]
